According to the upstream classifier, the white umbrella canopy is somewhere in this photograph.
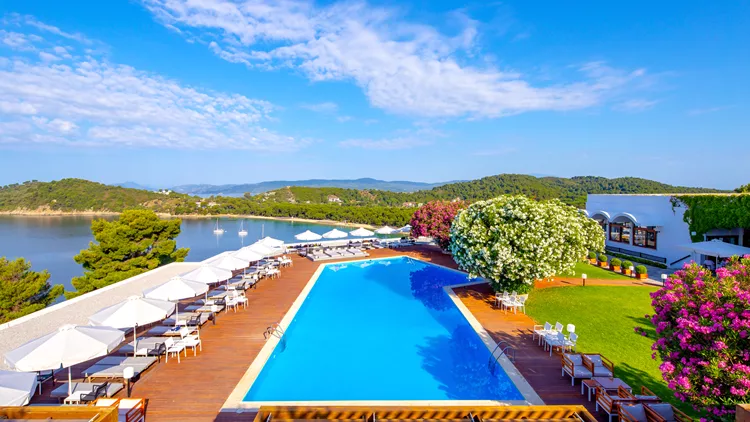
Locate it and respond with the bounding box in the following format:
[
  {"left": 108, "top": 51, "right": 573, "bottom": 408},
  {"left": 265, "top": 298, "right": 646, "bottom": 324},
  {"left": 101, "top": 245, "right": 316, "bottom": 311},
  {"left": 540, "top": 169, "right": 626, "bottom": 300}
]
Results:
[
  {"left": 322, "top": 228, "right": 348, "bottom": 239},
  {"left": 295, "top": 230, "right": 322, "bottom": 241},
  {"left": 395, "top": 224, "right": 412, "bottom": 233},
  {"left": 0, "top": 370, "right": 39, "bottom": 406},
  {"left": 205, "top": 254, "right": 250, "bottom": 271},
  {"left": 258, "top": 236, "right": 285, "bottom": 248},
  {"left": 4, "top": 324, "right": 125, "bottom": 394},
  {"left": 89, "top": 296, "right": 175, "bottom": 329},
  {"left": 143, "top": 276, "right": 208, "bottom": 302},
  {"left": 247, "top": 242, "right": 276, "bottom": 256},
  {"left": 350, "top": 227, "right": 375, "bottom": 237},
  {"left": 4, "top": 325, "right": 125, "bottom": 372},
  {"left": 234, "top": 247, "right": 265, "bottom": 262},
  {"left": 182, "top": 265, "right": 233, "bottom": 285},
  {"left": 374, "top": 226, "right": 396, "bottom": 235}
]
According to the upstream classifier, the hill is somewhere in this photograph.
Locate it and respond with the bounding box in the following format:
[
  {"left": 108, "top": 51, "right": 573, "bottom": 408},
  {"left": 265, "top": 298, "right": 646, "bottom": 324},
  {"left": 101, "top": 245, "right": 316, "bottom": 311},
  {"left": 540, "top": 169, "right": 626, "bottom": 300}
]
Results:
[
  {"left": 248, "top": 175, "right": 725, "bottom": 208},
  {"left": 172, "top": 178, "right": 450, "bottom": 196},
  {"left": 112, "top": 181, "right": 156, "bottom": 190},
  {"left": 0, "top": 179, "right": 193, "bottom": 213}
]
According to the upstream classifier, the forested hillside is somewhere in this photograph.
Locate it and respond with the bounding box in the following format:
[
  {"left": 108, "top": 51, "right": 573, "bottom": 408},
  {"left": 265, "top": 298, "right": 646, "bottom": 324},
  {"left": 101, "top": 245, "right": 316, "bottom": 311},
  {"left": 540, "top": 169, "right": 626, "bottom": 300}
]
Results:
[{"left": 248, "top": 175, "right": 724, "bottom": 208}]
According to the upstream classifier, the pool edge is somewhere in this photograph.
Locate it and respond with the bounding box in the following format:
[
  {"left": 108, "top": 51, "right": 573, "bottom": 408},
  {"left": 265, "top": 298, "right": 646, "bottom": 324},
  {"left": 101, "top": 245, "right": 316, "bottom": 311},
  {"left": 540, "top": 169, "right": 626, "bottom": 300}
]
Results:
[{"left": 221, "top": 255, "right": 543, "bottom": 413}]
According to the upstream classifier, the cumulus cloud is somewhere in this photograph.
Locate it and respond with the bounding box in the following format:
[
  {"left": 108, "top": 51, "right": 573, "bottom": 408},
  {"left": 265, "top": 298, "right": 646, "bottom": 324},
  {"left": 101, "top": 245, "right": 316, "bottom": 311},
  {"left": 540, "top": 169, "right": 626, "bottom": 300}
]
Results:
[
  {"left": 0, "top": 17, "right": 306, "bottom": 151},
  {"left": 141, "top": 0, "right": 648, "bottom": 118}
]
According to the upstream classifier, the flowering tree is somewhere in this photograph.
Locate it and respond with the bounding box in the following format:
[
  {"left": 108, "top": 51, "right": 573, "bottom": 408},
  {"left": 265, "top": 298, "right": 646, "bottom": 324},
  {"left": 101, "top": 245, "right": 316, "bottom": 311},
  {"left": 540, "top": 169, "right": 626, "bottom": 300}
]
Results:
[
  {"left": 410, "top": 200, "right": 466, "bottom": 250},
  {"left": 449, "top": 195, "right": 604, "bottom": 293},
  {"left": 649, "top": 256, "right": 750, "bottom": 420}
]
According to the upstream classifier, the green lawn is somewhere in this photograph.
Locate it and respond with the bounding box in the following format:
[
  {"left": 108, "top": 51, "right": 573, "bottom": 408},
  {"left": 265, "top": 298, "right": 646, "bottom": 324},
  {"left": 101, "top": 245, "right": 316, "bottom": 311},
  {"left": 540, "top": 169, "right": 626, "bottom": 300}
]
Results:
[
  {"left": 525, "top": 285, "right": 694, "bottom": 416},
  {"left": 567, "top": 261, "right": 633, "bottom": 280}
]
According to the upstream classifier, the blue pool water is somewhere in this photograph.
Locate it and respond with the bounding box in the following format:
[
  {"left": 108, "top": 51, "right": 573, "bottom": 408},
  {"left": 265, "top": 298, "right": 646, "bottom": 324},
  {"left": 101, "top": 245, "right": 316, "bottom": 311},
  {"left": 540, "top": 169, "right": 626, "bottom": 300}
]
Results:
[{"left": 243, "top": 257, "right": 524, "bottom": 402}]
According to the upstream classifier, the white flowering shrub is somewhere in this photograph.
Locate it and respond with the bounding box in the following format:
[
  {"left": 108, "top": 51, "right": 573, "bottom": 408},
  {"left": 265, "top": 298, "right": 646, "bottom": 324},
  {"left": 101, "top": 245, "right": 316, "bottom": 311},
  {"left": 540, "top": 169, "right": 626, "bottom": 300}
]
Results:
[{"left": 449, "top": 195, "right": 605, "bottom": 293}]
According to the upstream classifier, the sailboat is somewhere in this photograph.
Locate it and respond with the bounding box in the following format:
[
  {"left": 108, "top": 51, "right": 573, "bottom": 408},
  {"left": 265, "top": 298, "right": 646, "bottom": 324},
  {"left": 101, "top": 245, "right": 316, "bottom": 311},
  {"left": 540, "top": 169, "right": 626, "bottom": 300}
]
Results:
[
  {"left": 238, "top": 220, "right": 248, "bottom": 237},
  {"left": 213, "top": 218, "right": 225, "bottom": 235}
]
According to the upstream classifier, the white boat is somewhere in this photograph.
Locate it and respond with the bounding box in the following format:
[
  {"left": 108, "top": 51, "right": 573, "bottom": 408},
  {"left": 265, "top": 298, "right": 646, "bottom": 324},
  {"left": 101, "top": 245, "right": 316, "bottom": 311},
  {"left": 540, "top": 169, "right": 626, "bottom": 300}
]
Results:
[
  {"left": 213, "top": 219, "right": 225, "bottom": 235},
  {"left": 238, "top": 220, "right": 248, "bottom": 237}
]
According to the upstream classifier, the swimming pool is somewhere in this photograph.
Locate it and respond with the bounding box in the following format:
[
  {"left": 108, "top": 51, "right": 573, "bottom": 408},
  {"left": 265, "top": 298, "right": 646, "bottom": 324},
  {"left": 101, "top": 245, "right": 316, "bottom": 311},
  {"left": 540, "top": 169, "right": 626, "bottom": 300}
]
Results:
[{"left": 242, "top": 257, "right": 527, "bottom": 403}]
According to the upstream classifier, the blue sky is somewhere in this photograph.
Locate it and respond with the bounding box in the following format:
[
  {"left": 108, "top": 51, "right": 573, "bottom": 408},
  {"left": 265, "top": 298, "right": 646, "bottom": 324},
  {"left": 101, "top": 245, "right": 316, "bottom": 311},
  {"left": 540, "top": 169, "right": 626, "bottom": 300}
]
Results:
[{"left": 0, "top": 1, "right": 747, "bottom": 189}]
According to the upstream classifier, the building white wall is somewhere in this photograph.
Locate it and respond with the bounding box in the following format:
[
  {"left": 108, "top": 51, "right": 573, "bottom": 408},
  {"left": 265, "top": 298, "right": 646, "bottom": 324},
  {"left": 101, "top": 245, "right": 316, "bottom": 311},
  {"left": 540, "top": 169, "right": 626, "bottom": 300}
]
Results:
[{"left": 585, "top": 195, "right": 693, "bottom": 268}]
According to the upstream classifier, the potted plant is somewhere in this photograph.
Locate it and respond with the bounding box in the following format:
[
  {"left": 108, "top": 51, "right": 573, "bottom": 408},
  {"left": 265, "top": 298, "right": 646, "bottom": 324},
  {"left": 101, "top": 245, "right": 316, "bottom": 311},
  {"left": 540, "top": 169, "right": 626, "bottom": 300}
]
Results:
[
  {"left": 588, "top": 251, "right": 598, "bottom": 265},
  {"left": 598, "top": 254, "right": 609, "bottom": 268},
  {"left": 610, "top": 258, "right": 622, "bottom": 272},
  {"left": 636, "top": 265, "right": 648, "bottom": 279},
  {"left": 622, "top": 260, "right": 633, "bottom": 275}
]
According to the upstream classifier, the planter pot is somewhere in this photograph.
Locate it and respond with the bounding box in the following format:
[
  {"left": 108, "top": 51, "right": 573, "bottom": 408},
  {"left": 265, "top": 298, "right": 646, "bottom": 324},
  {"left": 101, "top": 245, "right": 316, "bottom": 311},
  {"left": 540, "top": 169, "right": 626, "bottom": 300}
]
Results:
[
  {"left": 599, "top": 262, "right": 609, "bottom": 268},
  {"left": 636, "top": 273, "right": 648, "bottom": 280},
  {"left": 624, "top": 269, "right": 632, "bottom": 276},
  {"left": 611, "top": 266, "right": 621, "bottom": 272},
  {"left": 589, "top": 258, "right": 598, "bottom": 265}
]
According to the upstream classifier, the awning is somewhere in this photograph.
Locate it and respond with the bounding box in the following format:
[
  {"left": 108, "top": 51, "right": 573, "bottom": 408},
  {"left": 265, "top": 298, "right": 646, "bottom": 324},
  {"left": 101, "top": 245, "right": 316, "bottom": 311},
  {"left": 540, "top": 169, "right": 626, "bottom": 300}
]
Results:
[{"left": 679, "top": 240, "right": 750, "bottom": 258}]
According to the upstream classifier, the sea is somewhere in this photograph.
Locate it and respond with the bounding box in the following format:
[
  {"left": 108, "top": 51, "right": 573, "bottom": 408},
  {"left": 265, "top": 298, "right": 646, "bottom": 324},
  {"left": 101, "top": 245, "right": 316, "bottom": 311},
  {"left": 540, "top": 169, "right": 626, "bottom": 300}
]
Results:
[{"left": 0, "top": 215, "right": 356, "bottom": 293}]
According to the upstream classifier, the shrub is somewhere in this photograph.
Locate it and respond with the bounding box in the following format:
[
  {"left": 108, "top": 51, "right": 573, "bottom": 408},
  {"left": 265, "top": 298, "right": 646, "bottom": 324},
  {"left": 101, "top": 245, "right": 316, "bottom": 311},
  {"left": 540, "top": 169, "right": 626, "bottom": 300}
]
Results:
[
  {"left": 635, "top": 265, "right": 647, "bottom": 274},
  {"left": 623, "top": 260, "right": 633, "bottom": 268},
  {"left": 611, "top": 258, "right": 622, "bottom": 267},
  {"left": 450, "top": 195, "right": 605, "bottom": 294},
  {"left": 607, "top": 251, "right": 668, "bottom": 269},
  {"left": 599, "top": 254, "right": 608, "bottom": 263},
  {"left": 410, "top": 200, "right": 466, "bottom": 250},
  {"left": 648, "top": 256, "right": 750, "bottom": 420},
  {"left": 588, "top": 251, "right": 597, "bottom": 260}
]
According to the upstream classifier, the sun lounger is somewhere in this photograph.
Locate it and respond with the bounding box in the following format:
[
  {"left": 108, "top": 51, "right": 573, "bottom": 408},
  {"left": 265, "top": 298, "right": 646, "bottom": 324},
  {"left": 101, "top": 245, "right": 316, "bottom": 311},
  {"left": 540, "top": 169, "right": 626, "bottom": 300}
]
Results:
[
  {"left": 596, "top": 386, "right": 638, "bottom": 422},
  {"left": 50, "top": 382, "right": 123, "bottom": 399},
  {"left": 583, "top": 353, "right": 614, "bottom": 377},
  {"left": 162, "top": 312, "right": 209, "bottom": 327},
  {"left": 93, "top": 397, "right": 147, "bottom": 422},
  {"left": 118, "top": 337, "right": 171, "bottom": 356},
  {"left": 83, "top": 356, "right": 157, "bottom": 380},
  {"left": 644, "top": 402, "right": 691, "bottom": 422}
]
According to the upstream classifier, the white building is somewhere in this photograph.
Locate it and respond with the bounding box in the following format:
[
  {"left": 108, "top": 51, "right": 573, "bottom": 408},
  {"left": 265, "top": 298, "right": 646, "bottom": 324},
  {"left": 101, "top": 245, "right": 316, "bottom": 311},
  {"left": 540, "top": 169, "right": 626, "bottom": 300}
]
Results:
[{"left": 585, "top": 194, "right": 750, "bottom": 268}]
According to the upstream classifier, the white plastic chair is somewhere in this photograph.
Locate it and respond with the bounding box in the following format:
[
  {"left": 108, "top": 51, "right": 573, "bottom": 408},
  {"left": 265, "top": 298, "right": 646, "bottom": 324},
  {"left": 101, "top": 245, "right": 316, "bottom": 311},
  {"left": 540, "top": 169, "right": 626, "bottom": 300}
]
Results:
[
  {"left": 179, "top": 327, "right": 202, "bottom": 356},
  {"left": 544, "top": 322, "right": 564, "bottom": 350},
  {"left": 533, "top": 322, "right": 553, "bottom": 345},
  {"left": 165, "top": 337, "right": 186, "bottom": 363},
  {"left": 226, "top": 296, "right": 238, "bottom": 312}
]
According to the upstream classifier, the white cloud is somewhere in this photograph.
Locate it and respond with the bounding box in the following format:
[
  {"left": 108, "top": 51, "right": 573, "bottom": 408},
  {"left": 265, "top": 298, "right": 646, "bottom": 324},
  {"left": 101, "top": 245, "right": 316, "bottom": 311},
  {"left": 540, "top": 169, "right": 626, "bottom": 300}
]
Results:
[
  {"left": 336, "top": 115, "right": 351, "bottom": 122},
  {"left": 0, "top": 30, "right": 38, "bottom": 51},
  {"left": 614, "top": 98, "right": 658, "bottom": 112},
  {"left": 300, "top": 101, "right": 338, "bottom": 113},
  {"left": 0, "top": 17, "right": 306, "bottom": 151},
  {"left": 3, "top": 13, "right": 93, "bottom": 45},
  {"left": 339, "top": 137, "right": 430, "bottom": 150},
  {"left": 142, "top": 0, "right": 648, "bottom": 118},
  {"left": 687, "top": 105, "right": 733, "bottom": 116}
]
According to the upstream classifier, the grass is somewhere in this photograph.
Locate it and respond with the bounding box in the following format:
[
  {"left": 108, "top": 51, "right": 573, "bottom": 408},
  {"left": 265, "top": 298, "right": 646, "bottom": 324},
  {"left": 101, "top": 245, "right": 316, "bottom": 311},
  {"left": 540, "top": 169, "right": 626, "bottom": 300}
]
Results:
[
  {"left": 567, "top": 261, "right": 633, "bottom": 280},
  {"left": 525, "top": 285, "right": 696, "bottom": 416}
]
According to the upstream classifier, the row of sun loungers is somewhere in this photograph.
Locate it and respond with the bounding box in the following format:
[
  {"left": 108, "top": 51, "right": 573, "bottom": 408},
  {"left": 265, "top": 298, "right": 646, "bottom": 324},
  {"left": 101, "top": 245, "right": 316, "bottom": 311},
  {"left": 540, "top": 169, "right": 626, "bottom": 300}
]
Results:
[
  {"left": 82, "top": 356, "right": 158, "bottom": 381},
  {"left": 307, "top": 247, "right": 369, "bottom": 261}
]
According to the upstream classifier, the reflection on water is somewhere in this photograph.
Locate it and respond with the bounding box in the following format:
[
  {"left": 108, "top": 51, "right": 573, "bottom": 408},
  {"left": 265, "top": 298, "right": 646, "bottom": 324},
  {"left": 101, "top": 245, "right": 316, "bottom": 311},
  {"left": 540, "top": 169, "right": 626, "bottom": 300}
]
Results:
[{"left": 0, "top": 215, "right": 349, "bottom": 292}]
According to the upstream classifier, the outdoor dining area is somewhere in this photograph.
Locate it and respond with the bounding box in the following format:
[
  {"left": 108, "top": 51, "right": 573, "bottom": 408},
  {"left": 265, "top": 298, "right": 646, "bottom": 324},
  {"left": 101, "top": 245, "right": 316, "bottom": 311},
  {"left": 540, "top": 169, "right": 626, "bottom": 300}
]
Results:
[
  {"left": 530, "top": 321, "right": 690, "bottom": 422},
  {"left": 0, "top": 237, "right": 293, "bottom": 414}
]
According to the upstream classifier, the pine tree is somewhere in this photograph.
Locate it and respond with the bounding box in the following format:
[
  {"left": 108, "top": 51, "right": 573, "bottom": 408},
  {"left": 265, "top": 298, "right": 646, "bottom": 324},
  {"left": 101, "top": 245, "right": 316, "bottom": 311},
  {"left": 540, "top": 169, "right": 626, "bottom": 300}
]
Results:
[
  {"left": 0, "top": 257, "right": 64, "bottom": 323},
  {"left": 68, "top": 209, "right": 189, "bottom": 298}
]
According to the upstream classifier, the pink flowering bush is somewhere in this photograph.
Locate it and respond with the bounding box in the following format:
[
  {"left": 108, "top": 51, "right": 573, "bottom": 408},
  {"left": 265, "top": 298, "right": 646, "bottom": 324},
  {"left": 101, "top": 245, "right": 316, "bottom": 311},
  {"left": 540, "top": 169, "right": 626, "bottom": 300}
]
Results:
[
  {"left": 649, "top": 255, "right": 750, "bottom": 420},
  {"left": 410, "top": 201, "right": 466, "bottom": 250}
]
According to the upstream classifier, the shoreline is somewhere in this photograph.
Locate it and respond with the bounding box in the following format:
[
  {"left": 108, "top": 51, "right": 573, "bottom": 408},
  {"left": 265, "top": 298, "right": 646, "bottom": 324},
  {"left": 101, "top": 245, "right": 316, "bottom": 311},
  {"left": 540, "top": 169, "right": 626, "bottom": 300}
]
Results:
[{"left": 0, "top": 210, "right": 377, "bottom": 229}]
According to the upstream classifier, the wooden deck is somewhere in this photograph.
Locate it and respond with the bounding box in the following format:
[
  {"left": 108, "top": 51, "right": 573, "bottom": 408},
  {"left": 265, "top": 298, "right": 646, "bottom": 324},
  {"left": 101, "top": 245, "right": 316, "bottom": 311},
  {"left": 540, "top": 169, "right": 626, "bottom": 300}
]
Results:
[{"left": 31, "top": 246, "right": 629, "bottom": 421}]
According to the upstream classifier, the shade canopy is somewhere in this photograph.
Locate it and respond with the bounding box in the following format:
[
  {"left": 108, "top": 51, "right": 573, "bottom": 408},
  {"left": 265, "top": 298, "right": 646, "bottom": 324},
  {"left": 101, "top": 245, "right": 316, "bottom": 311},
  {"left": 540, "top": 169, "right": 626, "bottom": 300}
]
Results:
[
  {"left": 395, "top": 224, "right": 412, "bottom": 233},
  {"left": 143, "top": 276, "right": 209, "bottom": 302},
  {"left": 679, "top": 240, "right": 750, "bottom": 258},
  {"left": 234, "top": 247, "right": 265, "bottom": 262},
  {"left": 182, "top": 265, "right": 233, "bottom": 284},
  {"left": 295, "top": 230, "right": 322, "bottom": 241},
  {"left": 205, "top": 254, "right": 250, "bottom": 271},
  {"left": 258, "top": 236, "right": 285, "bottom": 248},
  {"left": 4, "top": 325, "right": 125, "bottom": 372},
  {"left": 374, "top": 226, "right": 396, "bottom": 235},
  {"left": 322, "top": 229, "right": 348, "bottom": 239},
  {"left": 0, "top": 370, "right": 39, "bottom": 406},
  {"left": 89, "top": 295, "right": 175, "bottom": 329},
  {"left": 247, "top": 242, "right": 276, "bottom": 256},
  {"left": 349, "top": 227, "right": 375, "bottom": 237}
]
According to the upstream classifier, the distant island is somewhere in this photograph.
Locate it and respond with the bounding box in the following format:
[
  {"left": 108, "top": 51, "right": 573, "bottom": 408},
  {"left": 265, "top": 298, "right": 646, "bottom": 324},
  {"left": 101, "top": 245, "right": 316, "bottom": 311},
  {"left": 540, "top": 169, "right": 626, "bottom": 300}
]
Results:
[
  {"left": 0, "top": 175, "right": 727, "bottom": 226},
  {"left": 171, "top": 178, "right": 453, "bottom": 196}
]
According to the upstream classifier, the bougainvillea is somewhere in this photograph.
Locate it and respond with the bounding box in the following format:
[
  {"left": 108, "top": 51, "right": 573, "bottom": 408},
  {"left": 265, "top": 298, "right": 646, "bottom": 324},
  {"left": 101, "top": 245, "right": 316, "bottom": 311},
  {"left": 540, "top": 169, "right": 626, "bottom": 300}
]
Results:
[
  {"left": 410, "top": 200, "right": 466, "bottom": 250},
  {"left": 649, "top": 256, "right": 750, "bottom": 421},
  {"left": 449, "top": 195, "right": 604, "bottom": 293}
]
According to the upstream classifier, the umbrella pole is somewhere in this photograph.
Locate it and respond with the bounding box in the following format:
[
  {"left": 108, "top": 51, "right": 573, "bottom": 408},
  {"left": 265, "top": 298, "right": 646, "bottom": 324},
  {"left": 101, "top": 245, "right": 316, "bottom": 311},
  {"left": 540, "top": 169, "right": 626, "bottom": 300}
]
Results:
[
  {"left": 133, "top": 324, "right": 137, "bottom": 357},
  {"left": 68, "top": 366, "right": 72, "bottom": 395}
]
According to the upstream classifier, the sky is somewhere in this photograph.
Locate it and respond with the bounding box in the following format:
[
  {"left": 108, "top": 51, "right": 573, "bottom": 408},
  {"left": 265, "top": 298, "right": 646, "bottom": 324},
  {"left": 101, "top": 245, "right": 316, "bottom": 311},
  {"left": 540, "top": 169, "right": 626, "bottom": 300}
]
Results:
[{"left": 0, "top": 1, "right": 747, "bottom": 190}]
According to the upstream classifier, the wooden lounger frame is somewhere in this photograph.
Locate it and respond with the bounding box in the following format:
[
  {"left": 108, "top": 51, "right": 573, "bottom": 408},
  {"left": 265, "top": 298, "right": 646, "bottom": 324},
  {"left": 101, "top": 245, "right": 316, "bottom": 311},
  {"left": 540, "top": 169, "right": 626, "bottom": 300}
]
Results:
[{"left": 253, "top": 405, "right": 598, "bottom": 422}]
